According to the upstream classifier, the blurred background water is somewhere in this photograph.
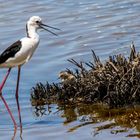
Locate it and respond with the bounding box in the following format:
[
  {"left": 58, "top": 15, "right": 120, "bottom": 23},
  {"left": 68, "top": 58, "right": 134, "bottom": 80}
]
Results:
[{"left": 0, "top": 0, "right": 140, "bottom": 139}]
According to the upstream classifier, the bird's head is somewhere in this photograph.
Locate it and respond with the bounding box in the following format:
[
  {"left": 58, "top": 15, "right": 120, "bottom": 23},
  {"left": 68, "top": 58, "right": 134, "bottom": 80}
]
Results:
[{"left": 27, "top": 16, "right": 60, "bottom": 36}]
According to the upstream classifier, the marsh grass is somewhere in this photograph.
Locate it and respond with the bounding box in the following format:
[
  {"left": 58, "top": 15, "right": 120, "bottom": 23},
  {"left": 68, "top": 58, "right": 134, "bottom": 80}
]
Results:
[{"left": 31, "top": 43, "right": 140, "bottom": 108}]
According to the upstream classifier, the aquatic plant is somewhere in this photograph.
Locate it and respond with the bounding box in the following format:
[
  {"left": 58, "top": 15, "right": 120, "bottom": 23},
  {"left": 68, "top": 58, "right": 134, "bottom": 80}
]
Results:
[{"left": 31, "top": 43, "right": 140, "bottom": 108}]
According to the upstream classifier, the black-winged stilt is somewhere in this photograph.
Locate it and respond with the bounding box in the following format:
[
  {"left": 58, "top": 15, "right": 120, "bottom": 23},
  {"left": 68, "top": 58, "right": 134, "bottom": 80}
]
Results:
[{"left": 0, "top": 16, "right": 60, "bottom": 130}]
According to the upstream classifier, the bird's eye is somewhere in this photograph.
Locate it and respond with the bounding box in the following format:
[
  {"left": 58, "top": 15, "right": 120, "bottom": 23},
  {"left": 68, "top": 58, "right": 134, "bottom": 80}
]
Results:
[{"left": 36, "top": 21, "right": 39, "bottom": 23}]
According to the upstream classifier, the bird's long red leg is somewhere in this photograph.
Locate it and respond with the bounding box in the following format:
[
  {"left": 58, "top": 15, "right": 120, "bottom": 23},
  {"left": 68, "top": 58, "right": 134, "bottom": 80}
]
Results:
[
  {"left": 0, "top": 68, "right": 11, "bottom": 91},
  {"left": 15, "top": 66, "right": 22, "bottom": 133},
  {"left": 0, "top": 68, "right": 17, "bottom": 129},
  {"left": 1, "top": 96, "right": 17, "bottom": 128}
]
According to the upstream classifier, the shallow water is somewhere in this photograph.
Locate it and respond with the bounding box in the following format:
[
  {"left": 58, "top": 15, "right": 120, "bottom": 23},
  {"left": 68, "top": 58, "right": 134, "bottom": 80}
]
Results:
[{"left": 0, "top": 0, "right": 140, "bottom": 139}]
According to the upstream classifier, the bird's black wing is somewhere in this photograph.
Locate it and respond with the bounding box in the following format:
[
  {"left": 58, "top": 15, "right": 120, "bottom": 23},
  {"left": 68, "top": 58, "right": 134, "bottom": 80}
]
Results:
[{"left": 0, "top": 40, "right": 22, "bottom": 64}]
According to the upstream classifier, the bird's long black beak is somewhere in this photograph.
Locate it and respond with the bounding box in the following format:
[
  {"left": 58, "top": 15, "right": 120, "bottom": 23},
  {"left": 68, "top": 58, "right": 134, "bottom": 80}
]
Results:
[{"left": 39, "top": 23, "right": 60, "bottom": 36}]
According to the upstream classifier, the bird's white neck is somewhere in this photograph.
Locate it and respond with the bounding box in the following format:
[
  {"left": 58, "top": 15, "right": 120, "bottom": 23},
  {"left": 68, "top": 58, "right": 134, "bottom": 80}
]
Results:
[{"left": 26, "top": 24, "right": 39, "bottom": 40}]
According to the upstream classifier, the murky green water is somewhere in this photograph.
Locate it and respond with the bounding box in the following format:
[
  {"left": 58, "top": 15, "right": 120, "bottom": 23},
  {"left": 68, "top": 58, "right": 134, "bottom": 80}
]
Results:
[{"left": 0, "top": 0, "right": 140, "bottom": 139}]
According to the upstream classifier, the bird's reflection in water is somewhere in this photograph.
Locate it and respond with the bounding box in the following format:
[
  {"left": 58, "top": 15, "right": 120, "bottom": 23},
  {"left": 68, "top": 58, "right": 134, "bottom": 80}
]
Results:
[
  {"left": 11, "top": 127, "right": 17, "bottom": 140},
  {"left": 11, "top": 126, "right": 23, "bottom": 140}
]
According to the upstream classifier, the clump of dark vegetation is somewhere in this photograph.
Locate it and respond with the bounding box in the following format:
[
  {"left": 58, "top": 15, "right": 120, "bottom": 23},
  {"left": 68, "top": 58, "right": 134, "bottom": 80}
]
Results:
[{"left": 31, "top": 43, "right": 140, "bottom": 108}]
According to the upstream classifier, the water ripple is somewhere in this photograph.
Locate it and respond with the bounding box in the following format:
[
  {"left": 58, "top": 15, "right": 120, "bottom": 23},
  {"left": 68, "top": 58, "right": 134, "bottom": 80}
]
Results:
[{"left": 0, "top": 0, "right": 140, "bottom": 139}]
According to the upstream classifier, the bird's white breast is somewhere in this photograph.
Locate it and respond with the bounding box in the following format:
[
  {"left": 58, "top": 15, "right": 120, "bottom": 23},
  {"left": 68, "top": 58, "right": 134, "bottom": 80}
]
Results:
[
  {"left": 18, "top": 37, "right": 40, "bottom": 62},
  {"left": 1, "top": 37, "right": 40, "bottom": 68},
  {"left": 16, "top": 37, "right": 39, "bottom": 63}
]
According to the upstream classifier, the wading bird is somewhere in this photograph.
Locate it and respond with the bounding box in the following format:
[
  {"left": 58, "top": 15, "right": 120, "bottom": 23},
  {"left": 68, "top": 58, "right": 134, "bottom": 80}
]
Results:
[{"left": 0, "top": 16, "right": 60, "bottom": 130}]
